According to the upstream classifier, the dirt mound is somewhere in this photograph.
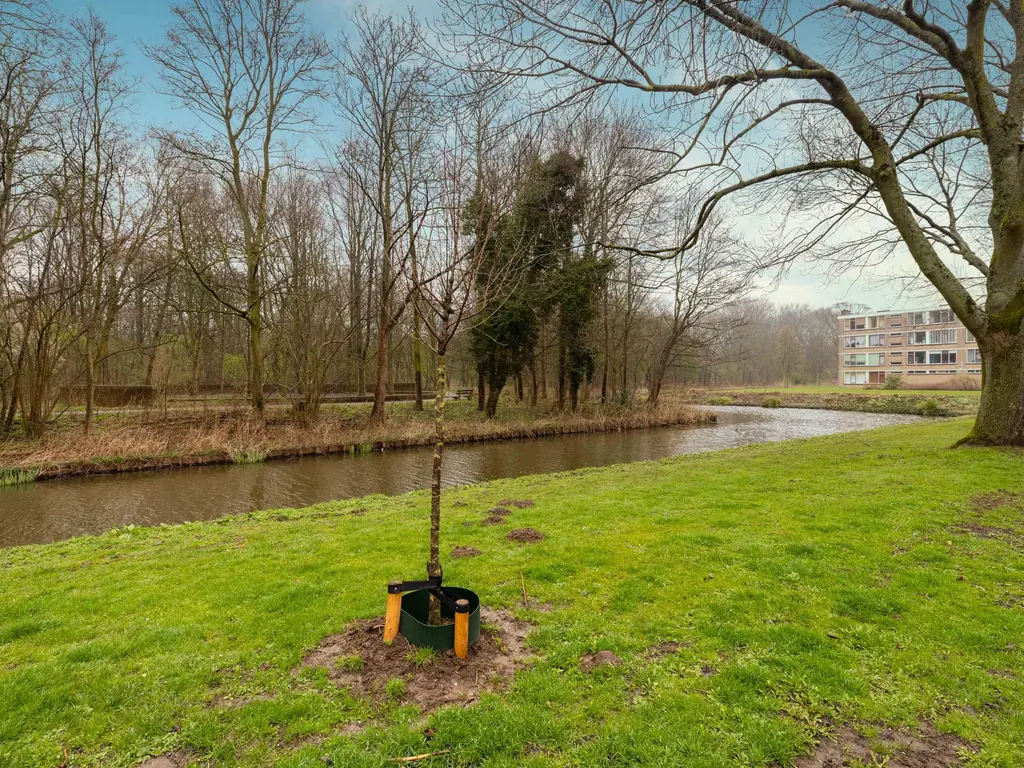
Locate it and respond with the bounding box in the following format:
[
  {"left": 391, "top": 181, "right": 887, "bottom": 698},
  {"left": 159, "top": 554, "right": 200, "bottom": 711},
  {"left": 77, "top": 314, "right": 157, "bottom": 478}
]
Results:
[
  {"left": 796, "top": 722, "right": 973, "bottom": 767},
  {"left": 450, "top": 546, "right": 482, "bottom": 558},
  {"left": 507, "top": 528, "right": 545, "bottom": 543},
  {"left": 480, "top": 507, "right": 512, "bottom": 526},
  {"left": 580, "top": 651, "right": 621, "bottom": 672},
  {"left": 300, "top": 608, "right": 533, "bottom": 713},
  {"left": 498, "top": 499, "right": 535, "bottom": 509}
]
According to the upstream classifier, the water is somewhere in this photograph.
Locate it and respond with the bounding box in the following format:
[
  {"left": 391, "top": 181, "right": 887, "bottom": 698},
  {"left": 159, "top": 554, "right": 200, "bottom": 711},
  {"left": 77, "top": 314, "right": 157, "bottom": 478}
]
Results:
[{"left": 0, "top": 407, "right": 921, "bottom": 548}]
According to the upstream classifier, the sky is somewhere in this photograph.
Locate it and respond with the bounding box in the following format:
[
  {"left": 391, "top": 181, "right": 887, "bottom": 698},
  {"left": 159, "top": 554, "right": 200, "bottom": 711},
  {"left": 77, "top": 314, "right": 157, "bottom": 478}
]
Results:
[{"left": 52, "top": 0, "right": 944, "bottom": 314}]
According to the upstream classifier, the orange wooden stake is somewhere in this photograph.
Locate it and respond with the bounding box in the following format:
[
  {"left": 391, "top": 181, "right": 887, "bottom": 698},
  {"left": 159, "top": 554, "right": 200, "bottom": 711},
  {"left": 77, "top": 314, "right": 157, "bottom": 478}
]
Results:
[
  {"left": 384, "top": 584, "right": 402, "bottom": 643},
  {"left": 454, "top": 599, "right": 470, "bottom": 660}
]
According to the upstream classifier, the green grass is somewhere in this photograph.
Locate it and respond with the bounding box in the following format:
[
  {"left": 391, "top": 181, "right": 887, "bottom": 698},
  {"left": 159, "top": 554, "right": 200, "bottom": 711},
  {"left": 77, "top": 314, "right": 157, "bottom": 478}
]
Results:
[
  {"left": 0, "top": 467, "right": 37, "bottom": 486},
  {"left": 2, "top": 419, "right": 1024, "bottom": 766}
]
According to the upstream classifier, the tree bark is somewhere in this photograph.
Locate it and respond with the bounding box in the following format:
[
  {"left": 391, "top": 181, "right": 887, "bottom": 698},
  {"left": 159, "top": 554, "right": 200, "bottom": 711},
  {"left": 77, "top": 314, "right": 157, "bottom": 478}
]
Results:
[
  {"left": 966, "top": 331, "right": 1024, "bottom": 445},
  {"left": 477, "top": 363, "right": 485, "bottom": 411},
  {"left": 484, "top": 379, "right": 502, "bottom": 418},
  {"left": 427, "top": 352, "right": 447, "bottom": 625}
]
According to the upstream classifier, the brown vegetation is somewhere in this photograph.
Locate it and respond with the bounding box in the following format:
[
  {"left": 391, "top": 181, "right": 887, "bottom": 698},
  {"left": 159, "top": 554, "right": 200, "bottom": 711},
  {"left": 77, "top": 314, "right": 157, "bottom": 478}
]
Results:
[{"left": 0, "top": 401, "right": 712, "bottom": 480}]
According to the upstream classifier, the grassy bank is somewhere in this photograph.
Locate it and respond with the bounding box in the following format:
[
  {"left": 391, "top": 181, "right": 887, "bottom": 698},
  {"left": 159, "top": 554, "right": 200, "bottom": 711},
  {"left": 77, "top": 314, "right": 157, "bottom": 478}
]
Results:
[
  {"left": 2, "top": 419, "right": 1024, "bottom": 766},
  {"left": 672, "top": 387, "right": 980, "bottom": 416},
  {"left": 0, "top": 401, "right": 710, "bottom": 481}
]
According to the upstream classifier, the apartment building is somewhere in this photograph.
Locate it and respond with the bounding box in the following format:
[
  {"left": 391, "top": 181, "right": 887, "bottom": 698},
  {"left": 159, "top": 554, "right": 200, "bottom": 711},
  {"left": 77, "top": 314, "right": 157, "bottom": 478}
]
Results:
[{"left": 838, "top": 307, "right": 982, "bottom": 387}]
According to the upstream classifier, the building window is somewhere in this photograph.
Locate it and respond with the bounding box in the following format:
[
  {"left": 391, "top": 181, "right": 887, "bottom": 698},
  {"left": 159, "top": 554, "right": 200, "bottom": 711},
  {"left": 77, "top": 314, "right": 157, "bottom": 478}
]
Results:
[
  {"left": 908, "top": 350, "right": 927, "bottom": 364},
  {"left": 966, "top": 330, "right": 975, "bottom": 342},
  {"left": 844, "top": 335, "right": 867, "bottom": 348},
  {"left": 867, "top": 353, "right": 885, "bottom": 366},
  {"left": 927, "top": 329, "right": 957, "bottom": 344},
  {"left": 927, "top": 350, "right": 957, "bottom": 365},
  {"left": 844, "top": 354, "right": 867, "bottom": 366},
  {"left": 967, "top": 349, "right": 981, "bottom": 364},
  {"left": 907, "top": 331, "right": 927, "bottom": 345},
  {"left": 844, "top": 371, "right": 868, "bottom": 385},
  {"left": 907, "top": 312, "right": 925, "bottom": 325},
  {"left": 868, "top": 334, "right": 885, "bottom": 347},
  {"left": 868, "top": 316, "right": 883, "bottom": 329}
]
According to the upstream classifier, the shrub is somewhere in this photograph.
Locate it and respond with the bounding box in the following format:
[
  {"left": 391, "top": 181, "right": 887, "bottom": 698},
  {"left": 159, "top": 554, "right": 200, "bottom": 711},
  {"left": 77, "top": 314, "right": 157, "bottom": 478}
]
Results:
[
  {"left": 882, "top": 374, "right": 904, "bottom": 390},
  {"left": 760, "top": 397, "right": 782, "bottom": 408},
  {"left": 707, "top": 396, "right": 733, "bottom": 406},
  {"left": 919, "top": 398, "right": 943, "bottom": 417}
]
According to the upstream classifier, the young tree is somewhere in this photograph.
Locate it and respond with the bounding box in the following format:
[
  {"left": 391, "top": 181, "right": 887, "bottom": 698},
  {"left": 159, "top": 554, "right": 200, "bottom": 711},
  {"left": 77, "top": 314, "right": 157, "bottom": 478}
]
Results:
[
  {"left": 453, "top": 0, "right": 1024, "bottom": 444},
  {"left": 145, "top": 0, "right": 329, "bottom": 419}
]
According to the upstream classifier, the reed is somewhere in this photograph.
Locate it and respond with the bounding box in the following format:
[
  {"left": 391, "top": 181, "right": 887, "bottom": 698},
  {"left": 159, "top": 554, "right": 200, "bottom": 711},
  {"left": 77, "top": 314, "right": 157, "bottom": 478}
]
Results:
[{"left": 0, "top": 401, "right": 712, "bottom": 480}]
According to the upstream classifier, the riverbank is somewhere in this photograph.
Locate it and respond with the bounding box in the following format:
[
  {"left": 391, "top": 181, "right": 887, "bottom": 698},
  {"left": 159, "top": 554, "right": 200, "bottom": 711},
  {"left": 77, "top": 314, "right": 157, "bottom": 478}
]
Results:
[
  {"left": 670, "top": 387, "right": 980, "bottom": 416},
  {"left": 0, "top": 401, "right": 712, "bottom": 482},
  {"left": 2, "top": 419, "right": 1023, "bottom": 766}
]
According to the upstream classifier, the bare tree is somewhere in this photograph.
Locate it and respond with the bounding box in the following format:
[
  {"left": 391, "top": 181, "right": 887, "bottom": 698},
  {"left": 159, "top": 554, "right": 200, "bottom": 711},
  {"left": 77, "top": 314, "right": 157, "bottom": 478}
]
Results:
[
  {"left": 334, "top": 9, "right": 435, "bottom": 425},
  {"left": 451, "top": 0, "right": 1024, "bottom": 444},
  {"left": 647, "top": 207, "right": 747, "bottom": 406},
  {"left": 145, "top": 0, "right": 329, "bottom": 420}
]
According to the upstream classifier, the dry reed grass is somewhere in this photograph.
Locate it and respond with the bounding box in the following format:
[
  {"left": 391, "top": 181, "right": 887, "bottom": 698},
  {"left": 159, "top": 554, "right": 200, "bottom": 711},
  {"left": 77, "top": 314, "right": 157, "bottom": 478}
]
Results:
[{"left": 0, "top": 402, "right": 712, "bottom": 480}]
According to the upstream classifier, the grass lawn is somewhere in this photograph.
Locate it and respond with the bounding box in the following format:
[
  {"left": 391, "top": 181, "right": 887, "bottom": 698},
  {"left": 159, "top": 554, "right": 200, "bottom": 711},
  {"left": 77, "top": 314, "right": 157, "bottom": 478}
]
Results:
[{"left": 2, "top": 418, "right": 1023, "bottom": 766}]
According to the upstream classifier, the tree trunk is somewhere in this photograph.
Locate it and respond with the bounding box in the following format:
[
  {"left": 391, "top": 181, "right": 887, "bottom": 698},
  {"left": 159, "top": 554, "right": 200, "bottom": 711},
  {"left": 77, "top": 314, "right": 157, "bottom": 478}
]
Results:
[
  {"left": 529, "top": 358, "right": 538, "bottom": 406},
  {"left": 477, "top": 363, "right": 485, "bottom": 412},
  {"left": 248, "top": 310, "right": 265, "bottom": 418},
  {"left": 427, "top": 352, "right": 448, "bottom": 625},
  {"left": 370, "top": 323, "right": 390, "bottom": 424},
  {"left": 485, "top": 380, "right": 502, "bottom": 418},
  {"left": 965, "top": 331, "right": 1024, "bottom": 444},
  {"left": 83, "top": 338, "right": 96, "bottom": 435}
]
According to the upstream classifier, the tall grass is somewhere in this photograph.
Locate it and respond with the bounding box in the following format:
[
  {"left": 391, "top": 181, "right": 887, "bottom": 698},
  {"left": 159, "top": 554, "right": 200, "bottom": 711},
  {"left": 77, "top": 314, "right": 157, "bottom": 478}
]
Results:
[
  {"left": 0, "top": 467, "right": 38, "bottom": 486},
  {"left": 0, "top": 401, "right": 712, "bottom": 480}
]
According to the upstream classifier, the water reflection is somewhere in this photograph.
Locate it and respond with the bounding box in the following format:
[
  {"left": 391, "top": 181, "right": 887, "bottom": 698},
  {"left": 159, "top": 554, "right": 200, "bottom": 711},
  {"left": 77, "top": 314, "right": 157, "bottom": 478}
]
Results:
[{"left": 0, "top": 406, "right": 921, "bottom": 547}]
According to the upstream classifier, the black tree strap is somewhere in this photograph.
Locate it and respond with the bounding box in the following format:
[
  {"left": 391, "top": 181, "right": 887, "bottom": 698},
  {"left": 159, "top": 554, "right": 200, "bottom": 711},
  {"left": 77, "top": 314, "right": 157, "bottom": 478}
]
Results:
[{"left": 387, "top": 575, "right": 470, "bottom": 613}]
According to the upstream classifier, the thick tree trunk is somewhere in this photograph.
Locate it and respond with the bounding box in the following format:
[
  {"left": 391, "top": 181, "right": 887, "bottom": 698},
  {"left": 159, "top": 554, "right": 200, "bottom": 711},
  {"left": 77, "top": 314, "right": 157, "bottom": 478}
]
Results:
[
  {"left": 485, "top": 380, "right": 502, "bottom": 418},
  {"left": 966, "top": 331, "right": 1024, "bottom": 445},
  {"left": 477, "top": 363, "right": 485, "bottom": 412},
  {"left": 427, "top": 353, "right": 447, "bottom": 625}
]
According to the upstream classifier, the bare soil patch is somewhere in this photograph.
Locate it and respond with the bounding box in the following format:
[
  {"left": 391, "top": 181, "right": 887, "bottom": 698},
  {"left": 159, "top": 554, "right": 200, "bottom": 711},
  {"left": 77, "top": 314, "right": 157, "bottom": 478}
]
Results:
[
  {"left": 580, "top": 651, "right": 621, "bottom": 672},
  {"left": 138, "top": 752, "right": 190, "bottom": 768},
  {"left": 498, "top": 499, "right": 535, "bottom": 509},
  {"left": 970, "top": 491, "right": 1020, "bottom": 512},
  {"left": 954, "top": 522, "right": 1024, "bottom": 550},
  {"left": 507, "top": 527, "right": 545, "bottom": 543},
  {"left": 795, "top": 722, "right": 973, "bottom": 767},
  {"left": 450, "top": 546, "right": 482, "bottom": 558},
  {"left": 300, "top": 608, "right": 533, "bottom": 713},
  {"left": 645, "top": 641, "right": 691, "bottom": 659}
]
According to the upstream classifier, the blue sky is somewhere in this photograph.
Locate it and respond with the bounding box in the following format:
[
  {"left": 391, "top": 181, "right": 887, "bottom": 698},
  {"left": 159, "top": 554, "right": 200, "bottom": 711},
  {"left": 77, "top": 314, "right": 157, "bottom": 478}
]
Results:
[{"left": 54, "top": 0, "right": 938, "bottom": 311}]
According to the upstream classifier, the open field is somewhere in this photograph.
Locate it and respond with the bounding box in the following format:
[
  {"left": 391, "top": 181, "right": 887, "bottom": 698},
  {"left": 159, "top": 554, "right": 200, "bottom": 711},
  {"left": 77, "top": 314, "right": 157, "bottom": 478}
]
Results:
[
  {"left": 0, "top": 401, "right": 710, "bottom": 482},
  {"left": 2, "top": 418, "right": 1023, "bottom": 766}
]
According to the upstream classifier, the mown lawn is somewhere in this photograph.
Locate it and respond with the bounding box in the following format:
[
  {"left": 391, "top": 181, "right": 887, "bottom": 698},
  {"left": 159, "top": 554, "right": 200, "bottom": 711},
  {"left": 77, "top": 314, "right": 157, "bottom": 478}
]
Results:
[{"left": 1, "top": 419, "right": 1023, "bottom": 767}]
